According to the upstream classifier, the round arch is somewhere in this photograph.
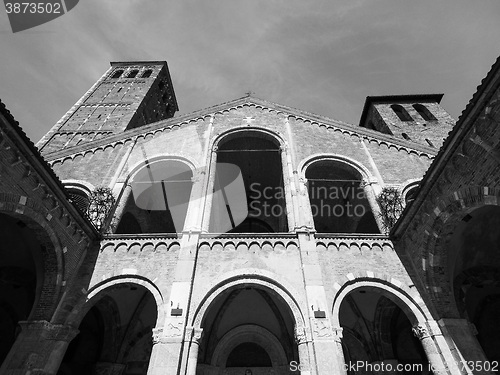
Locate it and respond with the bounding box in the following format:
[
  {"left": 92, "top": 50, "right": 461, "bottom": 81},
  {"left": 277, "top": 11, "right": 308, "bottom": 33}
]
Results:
[
  {"left": 61, "top": 180, "right": 95, "bottom": 195},
  {"left": 192, "top": 272, "right": 306, "bottom": 331},
  {"left": 126, "top": 155, "right": 198, "bottom": 183},
  {"left": 66, "top": 275, "right": 165, "bottom": 328},
  {"left": 0, "top": 194, "right": 64, "bottom": 321},
  {"left": 421, "top": 186, "right": 500, "bottom": 317},
  {"left": 332, "top": 279, "right": 430, "bottom": 328},
  {"left": 211, "top": 325, "right": 288, "bottom": 368},
  {"left": 211, "top": 126, "right": 287, "bottom": 151},
  {"left": 298, "top": 153, "right": 375, "bottom": 183}
]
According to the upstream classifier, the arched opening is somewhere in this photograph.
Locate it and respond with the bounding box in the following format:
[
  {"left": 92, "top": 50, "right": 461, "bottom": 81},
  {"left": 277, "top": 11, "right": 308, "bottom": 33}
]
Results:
[
  {"left": 196, "top": 285, "right": 298, "bottom": 374},
  {"left": 449, "top": 205, "right": 500, "bottom": 364},
  {"left": 412, "top": 104, "right": 437, "bottom": 121},
  {"left": 0, "top": 213, "right": 46, "bottom": 366},
  {"left": 210, "top": 131, "right": 288, "bottom": 233},
  {"left": 305, "top": 160, "right": 379, "bottom": 233},
  {"left": 404, "top": 186, "right": 419, "bottom": 206},
  {"left": 67, "top": 188, "right": 90, "bottom": 215},
  {"left": 127, "top": 70, "right": 139, "bottom": 79},
  {"left": 391, "top": 105, "right": 413, "bottom": 122},
  {"left": 58, "top": 283, "right": 158, "bottom": 375},
  {"left": 141, "top": 69, "right": 153, "bottom": 78},
  {"left": 111, "top": 70, "right": 123, "bottom": 79},
  {"left": 339, "top": 287, "right": 428, "bottom": 374},
  {"left": 117, "top": 160, "right": 193, "bottom": 234}
]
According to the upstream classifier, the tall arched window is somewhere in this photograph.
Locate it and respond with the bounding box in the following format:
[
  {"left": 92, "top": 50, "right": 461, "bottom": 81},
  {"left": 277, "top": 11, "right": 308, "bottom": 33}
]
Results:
[
  {"left": 413, "top": 104, "right": 437, "bottom": 121},
  {"left": 67, "top": 188, "right": 90, "bottom": 214},
  {"left": 209, "top": 131, "right": 288, "bottom": 233},
  {"left": 305, "top": 160, "right": 379, "bottom": 233},
  {"left": 391, "top": 105, "right": 412, "bottom": 122},
  {"left": 117, "top": 160, "right": 193, "bottom": 234}
]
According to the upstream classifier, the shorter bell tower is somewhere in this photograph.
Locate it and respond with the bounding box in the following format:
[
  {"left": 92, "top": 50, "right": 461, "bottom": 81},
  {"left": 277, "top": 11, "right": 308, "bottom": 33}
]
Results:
[{"left": 359, "top": 94, "right": 455, "bottom": 149}]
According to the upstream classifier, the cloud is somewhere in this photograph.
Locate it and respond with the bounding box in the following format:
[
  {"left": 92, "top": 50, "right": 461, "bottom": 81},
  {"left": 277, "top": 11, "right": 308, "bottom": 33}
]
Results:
[{"left": 0, "top": 0, "right": 499, "bottom": 141}]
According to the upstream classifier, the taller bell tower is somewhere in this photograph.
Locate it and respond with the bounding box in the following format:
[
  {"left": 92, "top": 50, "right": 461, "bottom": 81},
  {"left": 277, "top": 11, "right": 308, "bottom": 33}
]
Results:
[{"left": 37, "top": 61, "right": 178, "bottom": 154}]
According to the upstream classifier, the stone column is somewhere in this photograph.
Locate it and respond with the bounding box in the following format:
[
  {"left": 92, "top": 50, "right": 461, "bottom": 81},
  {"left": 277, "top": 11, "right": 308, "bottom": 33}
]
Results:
[
  {"left": 186, "top": 327, "right": 203, "bottom": 375},
  {"left": 412, "top": 322, "right": 452, "bottom": 375},
  {"left": 295, "top": 325, "right": 311, "bottom": 375},
  {"left": 0, "top": 320, "right": 79, "bottom": 375}
]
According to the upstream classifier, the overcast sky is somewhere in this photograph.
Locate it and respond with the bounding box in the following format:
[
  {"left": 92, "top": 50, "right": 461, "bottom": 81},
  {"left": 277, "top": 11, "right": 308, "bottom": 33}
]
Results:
[{"left": 0, "top": 0, "right": 499, "bottom": 143}]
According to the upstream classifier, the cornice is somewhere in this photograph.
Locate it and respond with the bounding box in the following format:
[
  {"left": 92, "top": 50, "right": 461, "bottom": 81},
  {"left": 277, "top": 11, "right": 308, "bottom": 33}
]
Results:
[{"left": 44, "top": 97, "right": 437, "bottom": 164}]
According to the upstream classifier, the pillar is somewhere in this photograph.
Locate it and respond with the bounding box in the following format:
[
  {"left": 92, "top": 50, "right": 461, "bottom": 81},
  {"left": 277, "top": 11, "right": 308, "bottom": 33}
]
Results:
[
  {"left": 186, "top": 327, "right": 203, "bottom": 375},
  {"left": 0, "top": 321, "right": 78, "bottom": 375},
  {"left": 412, "top": 321, "right": 469, "bottom": 375}
]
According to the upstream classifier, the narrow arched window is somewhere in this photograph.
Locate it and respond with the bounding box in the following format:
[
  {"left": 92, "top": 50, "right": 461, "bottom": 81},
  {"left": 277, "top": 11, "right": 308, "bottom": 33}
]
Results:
[
  {"left": 111, "top": 69, "right": 123, "bottom": 79},
  {"left": 413, "top": 104, "right": 437, "bottom": 121},
  {"left": 127, "top": 69, "right": 139, "bottom": 78},
  {"left": 141, "top": 69, "right": 153, "bottom": 78},
  {"left": 402, "top": 133, "right": 411, "bottom": 141},
  {"left": 391, "top": 105, "right": 412, "bottom": 121},
  {"left": 425, "top": 138, "right": 435, "bottom": 148}
]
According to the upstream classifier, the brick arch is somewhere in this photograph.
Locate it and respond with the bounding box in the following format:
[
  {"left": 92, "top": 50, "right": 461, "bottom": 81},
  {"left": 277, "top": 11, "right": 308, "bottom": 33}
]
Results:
[
  {"left": 0, "top": 194, "right": 64, "bottom": 321},
  {"left": 126, "top": 155, "right": 198, "bottom": 182},
  {"left": 298, "top": 153, "right": 375, "bottom": 183},
  {"left": 211, "top": 126, "right": 288, "bottom": 151},
  {"left": 191, "top": 270, "right": 307, "bottom": 331},
  {"left": 422, "top": 186, "right": 500, "bottom": 317},
  {"left": 66, "top": 275, "right": 165, "bottom": 328},
  {"left": 332, "top": 277, "right": 430, "bottom": 328}
]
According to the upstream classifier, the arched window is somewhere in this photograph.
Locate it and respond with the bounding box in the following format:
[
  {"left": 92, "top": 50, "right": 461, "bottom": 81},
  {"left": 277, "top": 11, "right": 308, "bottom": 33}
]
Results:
[
  {"left": 127, "top": 69, "right": 139, "bottom": 78},
  {"left": 425, "top": 138, "right": 435, "bottom": 148},
  {"left": 141, "top": 69, "right": 153, "bottom": 78},
  {"left": 210, "top": 131, "right": 287, "bottom": 233},
  {"left": 404, "top": 186, "right": 419, "bottom": 205},
  {"left": 117, "top": 160, "right": 193, "bottom": 234},
  {"left": 413, "top": 104, "right": 437, "bottom": 121},
  {"left": 110, "top": 69, "right": 123, "bottom": 79},
  {"left": 391, "top": 105, "right": 412, "bottom": 122},
  {"left": 305, "top": 160, "right": 379, "bottom": 234},
  {"left": 67, "top": 188, "right": 90, "bottom": 214}
]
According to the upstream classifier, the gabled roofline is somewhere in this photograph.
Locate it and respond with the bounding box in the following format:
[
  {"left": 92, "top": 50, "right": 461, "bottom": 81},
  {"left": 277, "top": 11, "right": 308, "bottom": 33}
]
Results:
[
  {"left": 391, "top": 56, "right": 500, "bottom": 237},
  {"left": 359, "top": 94, "right": 444, "bottom": 127},
  {"left": 43, "top": 94, "right": 438, "bottom": 161}
]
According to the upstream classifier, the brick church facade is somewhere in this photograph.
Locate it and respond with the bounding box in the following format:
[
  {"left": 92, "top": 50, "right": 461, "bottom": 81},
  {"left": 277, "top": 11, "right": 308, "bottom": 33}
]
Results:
[{"left": 0, "top": 58, "right": 499, "bottom": 374}]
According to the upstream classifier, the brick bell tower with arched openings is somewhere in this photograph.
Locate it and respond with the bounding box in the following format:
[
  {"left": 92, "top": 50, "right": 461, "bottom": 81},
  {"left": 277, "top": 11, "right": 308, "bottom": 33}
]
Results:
[{"left": 1, "top": 58, "right": 500, "bottom": 375}]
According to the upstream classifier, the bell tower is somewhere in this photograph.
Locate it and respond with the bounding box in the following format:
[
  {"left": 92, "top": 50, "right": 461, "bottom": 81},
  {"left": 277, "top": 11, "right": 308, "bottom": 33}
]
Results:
[
  {"left": 37, "top": 61, "right": 178, "bottom": 154},
  {"left": 359, "top": 94, "right": 455, "bottom": 149}
]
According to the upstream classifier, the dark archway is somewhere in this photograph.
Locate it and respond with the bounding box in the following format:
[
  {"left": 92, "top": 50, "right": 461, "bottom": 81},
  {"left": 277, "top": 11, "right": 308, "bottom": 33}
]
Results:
[
  {"left": 58, "top": 283, "right": 158, "bottom": 375},
  {"left": 449, "top": 205, "right": 500, "bottom": 364},
  {"left": 0, "top": 213, "right": 46, "bottom": 366},
  {"left": 196, "top": 285, "right": 297, "bottom": 374},
  {"left": 340, "top": 288, "right": 428, "bottom": 374}
]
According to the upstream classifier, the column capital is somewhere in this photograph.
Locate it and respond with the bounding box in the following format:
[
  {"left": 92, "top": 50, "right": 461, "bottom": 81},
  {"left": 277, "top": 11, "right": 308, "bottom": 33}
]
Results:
[
  {"left": 294, "top": 325, "right": 309, "bottom": 344},
  {"left": 412, "top": 323, "right": 431, "bottom": 340},
  {"left": 18, "top": 320, "right": 79, "bottom": 342},
  {"left": 184, "top": 326, "right": 203, "bottom": 344}
]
